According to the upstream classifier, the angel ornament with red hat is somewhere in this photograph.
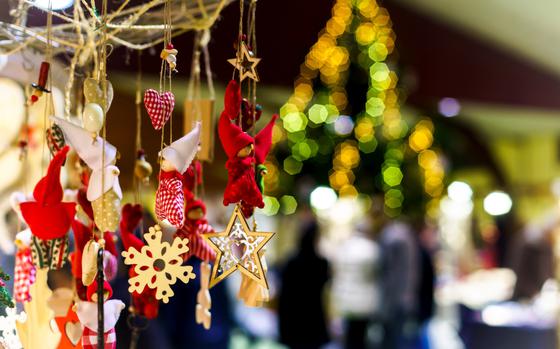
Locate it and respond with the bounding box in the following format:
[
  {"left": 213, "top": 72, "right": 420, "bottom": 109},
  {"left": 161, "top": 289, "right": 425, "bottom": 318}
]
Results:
[
  {"left": 19, "top": 146, "right": 76, "bottom": 270},
  {"left": 75, "top": 281, "right": 125, "bottom": 349},
  {"left": 155, "top": 122, "right": 201, "bottom": 230}
]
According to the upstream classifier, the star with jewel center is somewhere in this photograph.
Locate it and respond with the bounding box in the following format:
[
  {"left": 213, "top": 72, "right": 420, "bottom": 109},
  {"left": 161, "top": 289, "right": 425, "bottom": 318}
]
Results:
[
  {"left": 227, "top": 42, "right": 261, "bottom": 82},
  {"left": 203, "top": 205, "right": 273, "bottom": 289}
]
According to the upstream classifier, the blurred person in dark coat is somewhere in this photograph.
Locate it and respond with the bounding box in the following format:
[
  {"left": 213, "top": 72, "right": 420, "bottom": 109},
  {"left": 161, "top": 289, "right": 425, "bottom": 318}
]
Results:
[
  {"left": 378, "top": 220, "right": 420, "bottom": 349},
  {"left": 278, "top": 218, "right": 330, "bottom": 349}
]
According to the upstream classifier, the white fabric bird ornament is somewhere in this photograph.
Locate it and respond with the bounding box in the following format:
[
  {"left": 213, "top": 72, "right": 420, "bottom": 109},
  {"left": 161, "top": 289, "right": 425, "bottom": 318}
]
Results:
[
  {"left": 50, "top": 116, "right": 122, "bottom": 232},
  {"left": 155, "top": 122, "right": 201, "bottom": 229}
]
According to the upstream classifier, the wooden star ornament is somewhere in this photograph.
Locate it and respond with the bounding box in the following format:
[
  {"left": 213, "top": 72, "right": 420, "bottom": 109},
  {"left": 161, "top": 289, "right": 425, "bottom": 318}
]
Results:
[
  {"left": 227, "top": 42, "right": 261, "bottom": 82},
  {"left": 203, "top": 205, "right": 274, "bottom": 289}
]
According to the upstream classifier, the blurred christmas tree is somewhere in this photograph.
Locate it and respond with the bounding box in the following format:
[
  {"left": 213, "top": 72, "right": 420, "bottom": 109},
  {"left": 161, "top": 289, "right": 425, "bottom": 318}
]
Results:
[{"left": 265, "top": 0, "right": 446, "bottom": 218}]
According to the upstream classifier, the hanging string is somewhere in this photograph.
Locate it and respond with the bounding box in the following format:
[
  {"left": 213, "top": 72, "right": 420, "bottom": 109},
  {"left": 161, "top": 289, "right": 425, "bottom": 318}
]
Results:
[
  {"left": 134, "top": 51, "right": 143, "bottom": 205},
  {"left": 97, "top": 0, "right": 109, "bottom": 346},
  {"left": 248, "top": 0, "right": 258, "bottom": 135},
  {"left": 40, "top": 0, "right": 54, "bottom": 176}
]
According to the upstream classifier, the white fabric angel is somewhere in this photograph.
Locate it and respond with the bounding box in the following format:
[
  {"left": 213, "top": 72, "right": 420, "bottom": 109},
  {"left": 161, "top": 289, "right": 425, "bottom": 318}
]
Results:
[{"left": 50, "top": 116, "right": 122, "bottom": 232}]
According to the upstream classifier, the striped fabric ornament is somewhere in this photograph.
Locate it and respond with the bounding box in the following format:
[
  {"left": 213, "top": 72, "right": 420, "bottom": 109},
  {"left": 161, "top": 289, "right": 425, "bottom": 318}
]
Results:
[
  {"left": 81, "top": 327, "right": 116, "bottom": 349},
  {"left": 155, "top": 172, "right": 185, "bottom": 228},
  {"left": 46, "top": 124, "right": 66, "bottom": 157},
  {"left": 14, "top": 248, "right": 36, "bottom": 303},
  {"left": 31, "top": 235, "right": 69, "bottom": 270},
  {"left": 176, "top": 222, "right": 216, "bottom": 262}
]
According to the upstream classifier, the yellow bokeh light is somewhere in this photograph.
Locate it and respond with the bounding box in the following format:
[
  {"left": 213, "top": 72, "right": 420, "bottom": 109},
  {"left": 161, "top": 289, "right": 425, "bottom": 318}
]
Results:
[
  {"left": 261, "top": 196, "right": 280, "bottom": 216},
  {"left": 357, "top": 0, "right": 379, "bottom": 19},
  {"left": 409, "top": 127, "right": 433, "bottom": 152},
  {"left": 339, "top": 184, "right": 359, "bottom": 197},
  {"left": 271, "top": 124, "right": 285, "bottom": 144},
  {"left": 283, "top": 156, "right": 303, "bottom": 175},
  {"left": 355, "top": 117, "right": 375, "bottom": 142},
  {"left": 418, "top": 149, "right": 437, "bottom": 169},
  {"left": 356, "top": 23, "right": 376, "bottom": 46},
  {"left": 383, "top": 166, "right": 403, "bottom": 187},
  {"left": 309, "top": 104, "right": 329, "bottom": 124},
  {"left": 280, "top": 195, "right": 298, "bottom": 215},
  {"left": 283, "top": 112, "right": 308, "bottom": 133}
]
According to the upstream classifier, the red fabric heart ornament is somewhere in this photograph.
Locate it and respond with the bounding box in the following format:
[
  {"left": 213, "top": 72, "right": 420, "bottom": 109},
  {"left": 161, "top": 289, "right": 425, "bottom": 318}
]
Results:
[{"left": 144, "top": 89, "right": 175, "bottom": 130}]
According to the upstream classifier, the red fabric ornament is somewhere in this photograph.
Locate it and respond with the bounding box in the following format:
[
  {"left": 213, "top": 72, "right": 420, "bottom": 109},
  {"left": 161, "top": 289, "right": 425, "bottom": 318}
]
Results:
[
  {"left": 155, "top": 170, "right": 185, "bottom": 228},
  {"left": 175, "top": 199, "right": 216, "bottom": 263},
  {"left": 20, "top": 146, "right": 76, "bottom": 240},
  {"left": 182, "top": 160, "right": 202, "bottom": 203},
  {"left": 70, "top": 219, "right": 91, "bottom": 300},
  {"left": 82, "top": 327, "right": 115, "bottom": 349},
  {"left": 218, "top": 80, "right": 278, "bottom": 214},
  {"left": 239, "top": 98, "right": 263, "bottom": 131},
  {"left": 14, "top": 247, "right": 36, "bottom": 302},
  {"left": 86, "top": 280, "right": 113, "bottom": 302},
  {"left": 254, "top": 114, "right": 278, "bottom": 165},
  {"left": 144, "top": 89, "right": 175, "bottom": 130},
  {"left": 218, "top": 81, "right": 254, "bottom": 158},
  {"left": 223, "top": 156, "right": 263, "bottom": 208},
  {"left": 119, "top": 204, "right": 159, "bottom": 319}
]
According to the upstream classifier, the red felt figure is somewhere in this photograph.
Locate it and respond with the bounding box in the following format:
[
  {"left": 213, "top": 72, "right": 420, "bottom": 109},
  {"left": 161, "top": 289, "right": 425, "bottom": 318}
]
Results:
[
  {"left": 155, "top": 123, "right": 201, "bottom": 229},
  {"left": 240, "top": 98, "right": 263, "bottom": 131},
  {"left": 175, "top": 200, "right": 216, "bottom": 263},
  {"left": 76, "top": 281, "right": 124, "bottom": 349},
  {"left": 20, "top": 146, "right": 76, "bottom": 269},
  {"left": 182, "top": 160, "right": 202, "bottom": 203},
  {"left": 218, "top": 80, "right": 278, "bottom": 216},
  {"left": 119, "top": 204, "right": 159, "bottom": 319},
  {"left": 241, "top": 112, "right": 278, "bottom": 217}
]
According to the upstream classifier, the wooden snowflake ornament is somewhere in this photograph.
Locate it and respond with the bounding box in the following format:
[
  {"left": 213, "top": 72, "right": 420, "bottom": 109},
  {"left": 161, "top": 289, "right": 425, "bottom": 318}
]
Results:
[{"left": 121, "top": 225, "right": 196, "bottom": 303}]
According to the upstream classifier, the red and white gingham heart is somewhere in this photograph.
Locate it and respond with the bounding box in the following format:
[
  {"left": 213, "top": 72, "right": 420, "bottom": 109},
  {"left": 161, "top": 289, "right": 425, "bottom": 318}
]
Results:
[{"left": 144, "top": 89, "right": 175, "bottom": 130}]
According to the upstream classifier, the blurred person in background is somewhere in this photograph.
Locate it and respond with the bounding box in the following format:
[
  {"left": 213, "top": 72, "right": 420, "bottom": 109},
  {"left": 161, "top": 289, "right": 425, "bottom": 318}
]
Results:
[
  {"left": 332, "top": 216, "right": 381, "bottom": 349},
  {"left": 278, "top": 214, "right": 331, "bottom": 349},
  {"left": 417, "top": 221, "right": 437, "bottom": 349},
  {"left": 376, "top": 207, "right": 421, "bottom": 349}
]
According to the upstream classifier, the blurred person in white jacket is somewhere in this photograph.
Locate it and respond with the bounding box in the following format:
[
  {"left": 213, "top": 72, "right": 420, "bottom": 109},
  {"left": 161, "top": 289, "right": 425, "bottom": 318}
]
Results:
[{"left": 332, "top": 216, "right": 381, "bottom": 349}]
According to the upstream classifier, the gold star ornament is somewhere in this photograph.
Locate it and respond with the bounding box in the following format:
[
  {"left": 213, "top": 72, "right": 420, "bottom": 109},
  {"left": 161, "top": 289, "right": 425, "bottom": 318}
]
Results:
[
  {"left": 227, "top": 42, "right": 261, "bottom": 82},
  {"left": 204, "top": 205, "right": 274, "bottom": 289}
]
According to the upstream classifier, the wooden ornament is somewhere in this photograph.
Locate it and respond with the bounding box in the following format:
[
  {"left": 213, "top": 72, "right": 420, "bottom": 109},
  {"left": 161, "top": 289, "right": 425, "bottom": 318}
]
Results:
[
  {"left": 227, "top": 42, "right": 261, "bottom": 82},
  {"left": 81, "top": 240, "right": 99, "bottom": 286},
  {"left": 195, "top": 261, "right": 212, "bottom": 329},
  {"left": 54, "top": 306, "right": 83, "bottom": 348},
  {"left": 184, "top": 99, "right": 215, "bottom": 161},
  {"left": 121, "top": 225, "right": 196, "bottom": 303},
  {"left": 83, "top": 78, "right": 114, "bottom": 112},
  {"left": 203, "top": 205, "right": 274, "bottom": 289}
]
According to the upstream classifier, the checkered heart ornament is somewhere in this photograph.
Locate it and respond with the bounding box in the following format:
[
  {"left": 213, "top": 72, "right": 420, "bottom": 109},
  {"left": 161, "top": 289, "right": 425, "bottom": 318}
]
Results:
[{"left": 144, "top": 89, "right": 175, "bottom": 130}]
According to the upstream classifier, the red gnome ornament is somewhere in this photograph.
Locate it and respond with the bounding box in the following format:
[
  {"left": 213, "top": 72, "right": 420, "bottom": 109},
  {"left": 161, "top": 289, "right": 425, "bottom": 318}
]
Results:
[
  {"left": 175, "top": 200, "right": 216, "bottom": 263},
  {"left": 155, "top": 123, "right": 201, "bottom": 229},
  {"left": 218, "top": 80, "right": 278, "bottom": 216},
  {"left": 76, "top": 281, "right": 124, "bottom": 349},
  {"left": 119, "top": 204, "right": 159, "bottom": 319},
  {"left": 20, "top": 145, "right": 76, "bottom": 269}
]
